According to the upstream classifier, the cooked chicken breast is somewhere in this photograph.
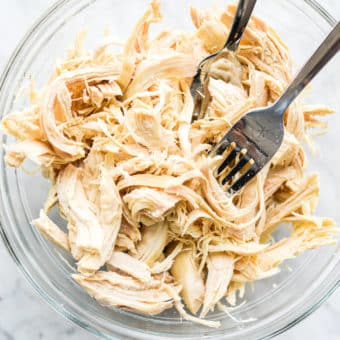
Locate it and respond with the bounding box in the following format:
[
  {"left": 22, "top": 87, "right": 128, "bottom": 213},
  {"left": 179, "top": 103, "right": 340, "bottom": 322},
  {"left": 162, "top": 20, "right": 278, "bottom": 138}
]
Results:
[{"left": 1, "top": 0, "right": 337, "bottom": 327}]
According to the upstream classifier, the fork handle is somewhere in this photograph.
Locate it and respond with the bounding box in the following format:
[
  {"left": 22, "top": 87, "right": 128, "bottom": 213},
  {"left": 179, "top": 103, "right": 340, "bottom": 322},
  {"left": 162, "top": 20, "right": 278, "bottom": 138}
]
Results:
[
  {"left": 274, "top": 22, "right": 340, "bottom": 114},
  {"left": 224, "top": 0, "right": 257, "bottom": 52}
]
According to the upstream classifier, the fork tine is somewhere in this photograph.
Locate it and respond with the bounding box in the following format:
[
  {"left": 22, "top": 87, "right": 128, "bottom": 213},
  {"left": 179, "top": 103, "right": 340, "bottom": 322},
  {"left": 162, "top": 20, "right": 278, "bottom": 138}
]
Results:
[
  {"left": 212, "top": 140, "right": 234, "bottom": 172},
  {"left": 217, "top": 148, "right": 246, "bottom": 181},
  {"left": 227, "top": 164, "right": 260, "bottom": 194},
  {"left": 217, "top": 148, "right": 238, "bottom": 175},
  {"left": 221, "top": 153, "right": 251, "bottom": 186},
  {"left": 212, "top": 137, "right": 233, "bottom": 156}
]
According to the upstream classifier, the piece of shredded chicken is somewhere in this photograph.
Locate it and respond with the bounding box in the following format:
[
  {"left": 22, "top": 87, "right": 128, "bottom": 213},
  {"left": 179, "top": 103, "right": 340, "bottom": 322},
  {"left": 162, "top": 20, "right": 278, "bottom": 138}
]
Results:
[{"left": 1, "top": 0, "right": 338, "bottom": 327}]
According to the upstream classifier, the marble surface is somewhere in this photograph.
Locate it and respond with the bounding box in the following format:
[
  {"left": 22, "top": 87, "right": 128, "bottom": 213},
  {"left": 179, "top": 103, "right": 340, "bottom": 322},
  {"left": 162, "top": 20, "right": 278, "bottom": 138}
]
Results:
[{"left": 0, "top": 1, "right": 339, "bottom": 339}]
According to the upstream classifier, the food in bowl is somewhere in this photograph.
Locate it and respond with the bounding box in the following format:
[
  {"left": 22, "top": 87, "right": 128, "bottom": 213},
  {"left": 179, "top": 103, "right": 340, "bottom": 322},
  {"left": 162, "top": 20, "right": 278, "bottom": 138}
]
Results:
[{"left": 0, "top": 0, "right": 338, "bottom": 327}]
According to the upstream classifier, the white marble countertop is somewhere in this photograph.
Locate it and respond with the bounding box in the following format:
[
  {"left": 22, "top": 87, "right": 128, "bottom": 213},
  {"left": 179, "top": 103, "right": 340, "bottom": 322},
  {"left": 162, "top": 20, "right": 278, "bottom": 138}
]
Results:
[{"left": 0, "top": 1, "right": 339, "bottom": 339}]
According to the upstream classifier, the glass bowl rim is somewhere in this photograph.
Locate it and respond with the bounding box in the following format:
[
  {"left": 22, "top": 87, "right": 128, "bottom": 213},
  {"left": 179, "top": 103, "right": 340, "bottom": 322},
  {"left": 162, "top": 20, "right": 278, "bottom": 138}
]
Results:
[{"left": 0, "top": 0, "right": 338, "bottom": 339}]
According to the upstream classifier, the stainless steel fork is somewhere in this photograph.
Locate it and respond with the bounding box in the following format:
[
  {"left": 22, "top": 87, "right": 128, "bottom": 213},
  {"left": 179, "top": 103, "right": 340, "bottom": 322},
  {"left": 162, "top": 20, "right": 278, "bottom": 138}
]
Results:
[
  {"left": 213, "top": 22, "right": 340, "bottom": 194},
  {"left": 190, "top": 0, "right": 257, "bottom": 122}
]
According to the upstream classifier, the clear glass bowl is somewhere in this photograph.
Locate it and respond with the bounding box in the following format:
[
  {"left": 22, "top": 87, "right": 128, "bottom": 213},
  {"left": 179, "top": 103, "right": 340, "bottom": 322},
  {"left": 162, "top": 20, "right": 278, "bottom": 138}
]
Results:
[{"left": 0, "top": 0, "right": 339, "bottom": 339}]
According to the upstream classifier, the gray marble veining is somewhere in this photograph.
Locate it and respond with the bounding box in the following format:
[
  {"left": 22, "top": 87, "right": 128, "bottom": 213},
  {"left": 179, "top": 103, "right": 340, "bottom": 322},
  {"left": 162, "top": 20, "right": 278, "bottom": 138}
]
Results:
[{"left": 0, "top": 1, "right": 339, "bottom": 339}]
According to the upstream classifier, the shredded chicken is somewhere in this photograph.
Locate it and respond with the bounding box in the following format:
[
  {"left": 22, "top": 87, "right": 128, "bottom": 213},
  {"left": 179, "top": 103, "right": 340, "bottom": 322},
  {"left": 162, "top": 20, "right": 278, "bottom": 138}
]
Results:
[
  {"left": 1, "top": 0, "right": 338, "bottom": 327},
  {"left": 32, "top": 210, "right": 70, "bottom": 252},
  {"left": 171, "top": 247, "right": 205, "bottom": 314}
]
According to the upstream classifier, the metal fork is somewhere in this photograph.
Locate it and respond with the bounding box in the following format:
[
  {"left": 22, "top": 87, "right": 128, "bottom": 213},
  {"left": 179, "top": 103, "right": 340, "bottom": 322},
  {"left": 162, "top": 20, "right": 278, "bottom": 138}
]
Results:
[
  {"left": 212, "top": 22, "right": 340, "bottom": 194},
  {"left": 191, "top": 0, "right": 257, "bottom": 122}
]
